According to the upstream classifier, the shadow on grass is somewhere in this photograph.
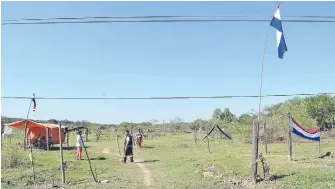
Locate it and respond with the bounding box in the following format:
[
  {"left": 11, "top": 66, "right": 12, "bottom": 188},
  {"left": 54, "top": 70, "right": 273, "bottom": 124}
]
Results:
[
  {"left": 142, "top": 146, "right": 154, "bottom": 149},
  {"left": 269, "top": 173, "right": 296, "bottom": 181},
  {"left": 256, "top": 173, "right": 295, "bottom": 183},
  {"left": 89, "top": 156, "right": 107, "bottom": 161},
  {"left": 135, "top": 159, "right": 160, "bottom": 163},
  {"left": 48, "top": 146, "right": 91, "bottom": 151}
]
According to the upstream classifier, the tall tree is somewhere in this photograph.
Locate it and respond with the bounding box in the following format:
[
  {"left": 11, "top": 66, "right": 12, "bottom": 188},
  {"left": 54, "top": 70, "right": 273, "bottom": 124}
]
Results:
[
  {"left": 306, "top": 95, "right": 335, "bottom": 130},
  {"left": 220, "top": 108, "right": 235, "bottom": 123},
  {"left": 212, "top": 108, "right": 222, "bottom": 120}
]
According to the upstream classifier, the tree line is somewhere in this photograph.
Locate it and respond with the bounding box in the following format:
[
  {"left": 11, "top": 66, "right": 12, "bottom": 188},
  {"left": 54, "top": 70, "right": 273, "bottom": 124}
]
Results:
[{"left": 2, "top": 94, "right": 334, "bottom": 132}]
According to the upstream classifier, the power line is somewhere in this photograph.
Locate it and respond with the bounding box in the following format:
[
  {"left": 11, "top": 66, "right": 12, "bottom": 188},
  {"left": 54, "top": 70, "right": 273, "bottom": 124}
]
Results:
[
  {"left": 2, "top": 19, "right": 335, "bottom": 26},
  {"left": 2, "top": 92, "right": 334, "bottom": 100},
  {"left": 3, "top": 15, "right": 335, "bottom": 22}
]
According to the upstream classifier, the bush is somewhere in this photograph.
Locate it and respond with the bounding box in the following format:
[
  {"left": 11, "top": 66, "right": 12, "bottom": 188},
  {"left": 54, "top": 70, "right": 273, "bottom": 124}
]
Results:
[{"left": 2, "top": 145, "right": 25, "bottom": 168}]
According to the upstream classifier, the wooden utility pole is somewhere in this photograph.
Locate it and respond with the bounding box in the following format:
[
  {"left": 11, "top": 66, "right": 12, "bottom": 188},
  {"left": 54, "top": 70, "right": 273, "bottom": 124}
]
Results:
[
  {"left": 287, "top": 113, "right": 292, "bottom": 161},
  {"left": 251, "top": 121, "right": 259, "bottom": 184},
  {"left": 264, "top": 122, "right": 268, "bottom": 153},
  {"left": 59, "top": 122, "right": 66, "bottom": 184}
]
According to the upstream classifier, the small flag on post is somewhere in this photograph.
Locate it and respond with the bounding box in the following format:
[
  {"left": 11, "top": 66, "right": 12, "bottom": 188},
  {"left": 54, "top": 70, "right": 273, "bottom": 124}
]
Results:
[
  {"left": 32, "top": 93, "right": 36, "bottom": 111},
  {"left": 270, "top": 6, "right": 288, "bottom": 59}
]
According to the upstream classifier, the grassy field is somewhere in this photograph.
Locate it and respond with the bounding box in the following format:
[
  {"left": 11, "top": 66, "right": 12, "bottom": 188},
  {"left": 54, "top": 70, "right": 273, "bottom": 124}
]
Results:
[{"left": 1, "top": 131, "right": 335, "bottom": 189}]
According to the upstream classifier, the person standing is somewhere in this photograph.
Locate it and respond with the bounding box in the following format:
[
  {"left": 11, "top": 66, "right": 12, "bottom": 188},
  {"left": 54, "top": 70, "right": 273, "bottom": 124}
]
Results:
[
  {"left": 123, "top": 130, "right": 134, "bottom": 163},
  {"left": 76, "top": 130, "right": 83, "bottom": 160},
  {"left": 48, "top": 136, "right": 53, "bottom": 150},
  {"left": 136, "top": 129, "right": 143, "bottom": 148}
]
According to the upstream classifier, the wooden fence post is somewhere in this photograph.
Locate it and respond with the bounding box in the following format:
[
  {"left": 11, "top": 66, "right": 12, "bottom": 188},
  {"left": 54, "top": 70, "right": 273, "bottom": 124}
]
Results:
[
  {"left": 287, "top": 113, "right": 292, "bottom": 161},
  {"left": 251, "top": 121, "right": 259, "bottom": 184},
  {"left": 59, "top": 122, "right": 66, "bottom": 184},
  {"left": 116, "top": 136, "right": 121, "bottom": 157},
  {"left": 264, "top": 122, "right": 268, "bottom": 153},
  {"left": 86, "top": 128, "right": 89, "bottom": 142},
  {"left": 193, "top": 127, "right": 197, "bottom": 146}
]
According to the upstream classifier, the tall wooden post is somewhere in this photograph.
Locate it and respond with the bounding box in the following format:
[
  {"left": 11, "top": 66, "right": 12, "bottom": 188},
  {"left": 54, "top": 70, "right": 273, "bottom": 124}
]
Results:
[
  {"left": 59, "top": 122, "right": 66, "bottom": 184},
  {"left": 193, "top": 127, "right": 197, "bottom": 146},
  {"left": 264, "top": 122, "right": 268, "bottom": 153},
  {"left": 29, "top": 137, "right": 36, "bottom": 186},
  {"left": 287, "top": 113, "right": 292, "bottom": 161},
  {"left": 251, "top": 121, "right": 259, "bottom": 184},
  {"left": 46, "top": 128, "right": 49, "bottom": 151},
  {"left": 116, "top": 136, "right": 121, "bottom": 157}
]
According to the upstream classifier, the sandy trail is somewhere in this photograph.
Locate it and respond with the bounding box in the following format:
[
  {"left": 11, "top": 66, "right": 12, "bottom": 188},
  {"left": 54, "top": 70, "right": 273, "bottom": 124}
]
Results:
[{"left": 101, "top": 147, "right": 153, "bottom": 187}]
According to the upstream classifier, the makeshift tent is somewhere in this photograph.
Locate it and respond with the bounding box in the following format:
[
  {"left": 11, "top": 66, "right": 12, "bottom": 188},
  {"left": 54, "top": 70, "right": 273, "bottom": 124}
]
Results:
[{"left": 7, "top": 120, "right": 67, "bottom": 145}]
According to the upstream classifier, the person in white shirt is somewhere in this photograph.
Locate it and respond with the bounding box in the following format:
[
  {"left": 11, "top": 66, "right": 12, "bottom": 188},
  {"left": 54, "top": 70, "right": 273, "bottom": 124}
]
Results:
[{"left": 76, "top": 130, "right": 83, "bottom": 160}]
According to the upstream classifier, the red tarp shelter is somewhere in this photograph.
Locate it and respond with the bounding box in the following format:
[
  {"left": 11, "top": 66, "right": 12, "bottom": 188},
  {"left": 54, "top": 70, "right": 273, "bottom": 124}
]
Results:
[{"left": 7, "top": 120, "right": 67, "bottom": 144}]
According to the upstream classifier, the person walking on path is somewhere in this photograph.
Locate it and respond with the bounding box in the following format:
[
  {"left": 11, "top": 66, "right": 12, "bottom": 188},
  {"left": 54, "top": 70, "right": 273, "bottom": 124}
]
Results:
[
  {"left": 123, "top": 130, "right": 134, "bottom": 163},
  {"left": 76, "top": 130, "right": 83, "bottom": 160}
]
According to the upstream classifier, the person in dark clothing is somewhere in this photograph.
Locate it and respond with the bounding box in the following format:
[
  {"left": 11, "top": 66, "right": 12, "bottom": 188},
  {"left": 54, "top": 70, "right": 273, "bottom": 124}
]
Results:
[{"left": 123, "top": 130, "right": 134, "bottom": 163}]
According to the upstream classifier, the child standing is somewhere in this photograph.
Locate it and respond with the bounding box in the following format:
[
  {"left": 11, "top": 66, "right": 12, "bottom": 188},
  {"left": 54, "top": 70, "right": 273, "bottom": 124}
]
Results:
[{"left": 76, "top": 131, "right": 83, "bottom": 160}]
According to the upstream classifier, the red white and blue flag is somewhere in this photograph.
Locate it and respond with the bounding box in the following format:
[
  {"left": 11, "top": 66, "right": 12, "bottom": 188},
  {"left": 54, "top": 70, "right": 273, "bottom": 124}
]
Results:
[
  {"left": 270, "top": 6, "right": 288, "bottom": 59},
  {"left": 291, "top": 118, "right": 320, "bottom": 141},
  {"left": 32, "top": 93, "right": 36, "bottom": 111}
]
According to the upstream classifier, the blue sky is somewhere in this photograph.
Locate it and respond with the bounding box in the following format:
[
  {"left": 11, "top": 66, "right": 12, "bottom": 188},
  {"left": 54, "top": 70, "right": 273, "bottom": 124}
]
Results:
[{"left": 1, "top": 1, "right": 335, "bottom": 124}]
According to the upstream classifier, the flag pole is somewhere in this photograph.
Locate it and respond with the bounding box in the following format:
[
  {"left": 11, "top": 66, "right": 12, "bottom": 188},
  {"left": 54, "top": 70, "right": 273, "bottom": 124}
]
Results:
[
  {"left": 23, "top": 100, "right": 33, "bottom": 151},
  {"left": 257, "top": 2, "right": 283, "bottom": 123}
]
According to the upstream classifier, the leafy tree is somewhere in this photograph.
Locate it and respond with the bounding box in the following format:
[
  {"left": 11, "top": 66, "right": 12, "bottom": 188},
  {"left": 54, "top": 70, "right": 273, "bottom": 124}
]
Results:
[
  {"left": 220, "top": 108, "right": 235, "bottom": 123},
  {"left": 306, "top": 95, "right": 335, "bottom": 130},
  {"left": 238, "top": 113, "right": 255, "bottom": 125},
  {"left": 212, "top": 108, "right": 222, "bottom": 120}
]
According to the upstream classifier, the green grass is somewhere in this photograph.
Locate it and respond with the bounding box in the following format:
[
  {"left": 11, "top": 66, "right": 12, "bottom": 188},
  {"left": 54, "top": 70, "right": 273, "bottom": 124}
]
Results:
[{"left": 2, "top": 131, "right": 335, "bottom": 189}]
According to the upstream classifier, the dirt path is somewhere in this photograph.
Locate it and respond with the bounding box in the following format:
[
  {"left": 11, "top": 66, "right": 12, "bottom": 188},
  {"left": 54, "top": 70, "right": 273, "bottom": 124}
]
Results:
[{"left": 101, "top": 147, "right": 153, "bottom": 187}]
